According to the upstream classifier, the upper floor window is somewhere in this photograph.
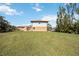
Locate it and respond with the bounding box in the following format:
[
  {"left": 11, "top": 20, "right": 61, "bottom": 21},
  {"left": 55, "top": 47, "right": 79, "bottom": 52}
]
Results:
[{"left": 39, "top": 22, "right": 40, "bottom": 24}]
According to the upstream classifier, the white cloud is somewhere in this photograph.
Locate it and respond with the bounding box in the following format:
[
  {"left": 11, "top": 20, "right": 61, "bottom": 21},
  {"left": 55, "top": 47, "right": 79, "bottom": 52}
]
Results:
[
  {"left": 32, "top": 3, "right": 42, "bottom": 12},
  {"left": 4, "top": 3, "right": 11, "bottom": 6},
  {"left": 0, "top": 5, "right": 23, "bottom": 16},
  {"left": 41, "top": 15, "right": 57, "bottom": 28},
  {"left": 0, "top": 3, "right": 11, "bottom": 6},
  {"left": 41, "top": 15, "right": 56, "bottom": 21},
  {"left": 33, "top": 7, "right": 42, "bottom": 12}
]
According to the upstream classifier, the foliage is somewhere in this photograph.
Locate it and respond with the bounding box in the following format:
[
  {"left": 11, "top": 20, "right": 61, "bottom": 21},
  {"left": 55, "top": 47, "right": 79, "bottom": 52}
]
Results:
[
  {"left": 73, "top": 20, "right": 79, "bottom": 34},
  {"left": 47, "top": 23, "right": 52, "bottom": 31},
  {"left": 56, "top": 3, "right": 79, "bottom": 34},
  {"left": 0, "top": 16, "right": 16, "bottom": 32}
]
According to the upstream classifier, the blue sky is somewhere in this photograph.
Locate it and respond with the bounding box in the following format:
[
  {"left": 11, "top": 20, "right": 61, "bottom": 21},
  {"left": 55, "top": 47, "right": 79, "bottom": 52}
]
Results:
[{"left": 0, "top": 3, "right": 64, "bottom": 27}]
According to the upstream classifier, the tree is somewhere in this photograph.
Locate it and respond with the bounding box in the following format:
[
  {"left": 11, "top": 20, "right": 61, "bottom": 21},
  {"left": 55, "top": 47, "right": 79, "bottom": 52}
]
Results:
[
  {"left": 47, "top": 23, "right": 52, "bottom": 31},
  {"left": 56, "top": 6, "right": 69, "bottom": 32},
  {"left": 56, "top": 3, "right": 79, "bottom": 34},
  {"left": 74, "top": 4, "right": 79, "bottom": 34},
  {"left": 68, "top": 3, "right": 79, "bottom": 34},
  {"left": 0, "top": 16, "right": 16, "bottom": 32},
  {"left": 76, "top": 8, "right": 79, "bottom": 14}
]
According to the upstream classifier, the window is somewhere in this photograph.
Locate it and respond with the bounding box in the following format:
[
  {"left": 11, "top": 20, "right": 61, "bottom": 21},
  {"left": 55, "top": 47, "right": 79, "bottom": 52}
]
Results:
[
  {"left": 33, "top": 27, "right": 35, "bottom": 30},
  {"left": 39, "top": 22, "right": 40, "bottom": 24}
]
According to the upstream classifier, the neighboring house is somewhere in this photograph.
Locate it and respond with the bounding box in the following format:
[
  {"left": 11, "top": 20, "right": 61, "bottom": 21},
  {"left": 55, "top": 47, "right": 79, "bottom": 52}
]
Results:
[
  {"left": 16, "top": 26, "right": 27, "bottom": 31},
  {"left": 31, "top": 20, "right": 48, "bottom": 31},
  {"left": 17, "top": 20, "right": 48, "bottom": 31},
  {"left": 16, "top": 26, "right": 32, "bottom": 31}
]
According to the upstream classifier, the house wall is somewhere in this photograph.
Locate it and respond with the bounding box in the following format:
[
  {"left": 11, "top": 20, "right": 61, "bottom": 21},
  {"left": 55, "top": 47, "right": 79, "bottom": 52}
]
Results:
[
  {"left": 17, "top": 21, "right": 48, "bottom": 31},
  {"left": 17, "top": 27, "right": 27, "bottom": 31},
  {"left": 32, "top": 22, "right": 47, "bottom": 27},
  {"left": 32, "top": 26, "right": 47, "bottom": 31},
  {"left": 31, "top": 22, "right": 48, "bottom": 31}
]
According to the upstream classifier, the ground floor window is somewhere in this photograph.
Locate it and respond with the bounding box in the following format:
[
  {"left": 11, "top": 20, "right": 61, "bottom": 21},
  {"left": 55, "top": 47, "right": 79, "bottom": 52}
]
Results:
[{"left": 33, "top": 27, "right": 35, "bottom": 30}]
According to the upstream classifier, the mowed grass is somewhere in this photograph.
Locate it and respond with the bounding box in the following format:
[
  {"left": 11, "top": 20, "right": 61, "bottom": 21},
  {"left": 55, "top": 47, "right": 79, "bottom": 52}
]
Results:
[{"left": 0, "top": 31, "right": 79, "bottom": 56}]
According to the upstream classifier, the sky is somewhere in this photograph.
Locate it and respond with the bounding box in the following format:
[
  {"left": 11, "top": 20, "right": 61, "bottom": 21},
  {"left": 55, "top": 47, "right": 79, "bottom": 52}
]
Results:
[{"left": 0, "top": 3, "right": 64, "bottom": 28}]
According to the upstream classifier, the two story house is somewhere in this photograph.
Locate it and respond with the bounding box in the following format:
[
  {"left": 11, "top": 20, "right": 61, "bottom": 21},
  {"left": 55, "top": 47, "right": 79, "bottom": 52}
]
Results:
[
  {"left": 17, "top": 20, "right": 48, "bottom": 31},
  {"left": 31, "top": 20, "right": 48, "bottom": 31}
]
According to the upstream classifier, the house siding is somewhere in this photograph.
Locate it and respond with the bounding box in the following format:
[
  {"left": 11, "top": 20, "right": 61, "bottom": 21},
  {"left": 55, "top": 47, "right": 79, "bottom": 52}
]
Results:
[
  {"left": 31, "top": 20, "right": 48, "bottom": 31},
  {"left": 32, "top": 26, "right": 47, "bottom": 31},
  {"left": 17, "top": 20, "right": 48, "bottom": 31}
]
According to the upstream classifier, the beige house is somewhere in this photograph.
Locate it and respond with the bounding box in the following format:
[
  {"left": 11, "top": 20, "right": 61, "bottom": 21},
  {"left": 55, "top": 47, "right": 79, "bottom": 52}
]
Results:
[
  {"left": 17, "top": 20, "right": 48, "bottom": 31},
  {"left": 31, "top": 20, "right": 48, "bottom": 31}
]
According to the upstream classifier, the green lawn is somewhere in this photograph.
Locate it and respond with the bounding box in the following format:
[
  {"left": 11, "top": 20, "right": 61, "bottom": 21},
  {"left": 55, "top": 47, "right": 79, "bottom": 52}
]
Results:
[{"left": 0, "top": 31, "right": 79, "bottom": 56}]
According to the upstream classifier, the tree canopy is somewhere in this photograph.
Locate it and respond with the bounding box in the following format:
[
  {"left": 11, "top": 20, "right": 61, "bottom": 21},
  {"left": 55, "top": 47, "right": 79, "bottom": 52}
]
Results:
[
  {"left": 0, "top": 16, "right": 16, "bottom": 32},
  {"left": 56, "top": 3, "right": 79, "bottom": 34}
]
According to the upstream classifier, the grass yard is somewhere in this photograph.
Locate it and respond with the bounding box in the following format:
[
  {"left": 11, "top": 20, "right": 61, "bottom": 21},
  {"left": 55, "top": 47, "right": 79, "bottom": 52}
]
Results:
[{"left": 0, "top": 31, "right": 79, "bottom": 56}]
